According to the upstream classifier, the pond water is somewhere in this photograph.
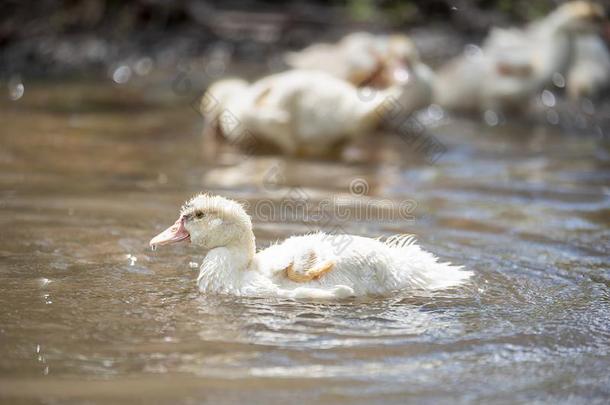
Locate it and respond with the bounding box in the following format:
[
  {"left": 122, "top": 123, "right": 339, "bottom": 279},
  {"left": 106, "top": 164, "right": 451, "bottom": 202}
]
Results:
[{"left": 0, "top": 79, "right": 609, "bottom": 404}]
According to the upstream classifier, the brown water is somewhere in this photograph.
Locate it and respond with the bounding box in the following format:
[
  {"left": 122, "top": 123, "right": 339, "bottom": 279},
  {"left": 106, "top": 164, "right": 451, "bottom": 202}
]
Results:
[{"left": 1, "top": 79, "right": 609, "bottom": 404}]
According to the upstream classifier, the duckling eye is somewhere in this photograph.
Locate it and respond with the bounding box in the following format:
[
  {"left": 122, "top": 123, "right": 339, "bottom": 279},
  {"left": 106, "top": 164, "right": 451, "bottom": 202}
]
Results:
[{"left": 195, "top": 211, "right": 205, "bottom": 219}]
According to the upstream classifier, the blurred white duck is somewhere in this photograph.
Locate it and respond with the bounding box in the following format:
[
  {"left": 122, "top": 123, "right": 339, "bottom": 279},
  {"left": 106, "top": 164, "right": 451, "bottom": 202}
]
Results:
[
  {"left": 150, "top": 194, "right": 471, "bottom": 300},
  {"left": 434, "top": 1, "right": 605, "bottom": 113},
  {"left": 201, "top": 70, "right": 406, "bottom": 156},
  {"left": 284, "top": 32, "right": 381, "bottom": 86},
  {"left": 285, "top": 32, "right": 434, "bottom": 110},
  {"left": 566, "top": 33, "right": 610, "bottom": 100},
  {"left": 285, "top": 32, "right": 431, "bottom": 88}
]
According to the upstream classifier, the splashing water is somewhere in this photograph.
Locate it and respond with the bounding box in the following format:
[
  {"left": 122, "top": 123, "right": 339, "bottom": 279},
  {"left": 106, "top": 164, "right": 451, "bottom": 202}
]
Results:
[
  {"left": 112, "top": 65, "right": 132, "bottom": 84},
  {"left": 126, "top": 254, "right": 138, "bottom": 266},
  {"left": 8, "top": 76, "right": 24, "bottom": 100}
]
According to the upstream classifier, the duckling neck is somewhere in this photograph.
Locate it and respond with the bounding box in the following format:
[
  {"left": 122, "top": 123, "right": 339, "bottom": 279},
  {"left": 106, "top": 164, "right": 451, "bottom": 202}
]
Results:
[{"left": 197, "top": 232, "right": 256, "bottom": 293}]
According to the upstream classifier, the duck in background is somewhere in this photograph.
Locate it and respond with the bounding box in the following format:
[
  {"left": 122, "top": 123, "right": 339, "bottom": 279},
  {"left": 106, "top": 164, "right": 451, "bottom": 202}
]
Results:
[
  {"left": 200, "top": 70, "right": 404, "bottom": 156},
  {"left": 285, "top": 32, "right": 435, "bottom": 111},
  {"left": 433, "top": 1, "right": 606, "bottom": 115},
  {"left": 284, "top": 32, "right": 382, "bottom": 87}
]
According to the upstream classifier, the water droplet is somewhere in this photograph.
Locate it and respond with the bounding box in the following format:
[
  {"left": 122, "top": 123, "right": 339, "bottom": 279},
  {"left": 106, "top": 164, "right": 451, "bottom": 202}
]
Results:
[
  {"left": 205, "top": 59, "right": 226, "bottom": 78},
  {"left": 8, "top": 77, "right": 24, "bottom": 100},
  {"left": 546, "top": 109, "right": 559, "bottom": 125},
  {"left": 112, "top": 65, "right": 132, "bottom": 84},
  {"left": 552, "top": 72, "right": 565, "bottom": 88},
  {"left": 267, "top": 55, "right": 284, "bottom": 72},
  {"left": 427, "top": 104, "right": 444, "bottom": 121},
  {"left": 38, "top": 278, "right": 51, "bottom": 287},
  {"left": 189, "top": 262, "right": 199, "bottom": 269},
  {"left": 541, "top": 90, "right": 556, "bottom": 107},
  {"left": 151, "top": 244, "right": 157, "bottom": 251},
  {"left": 36, "top": 344, "right": 40, "bottom": 354},
  {"left": 134, "top": 57, "right": 153, "bottom": 76},
  {"left": 357, "top": 87, "right": 377, "bottom": 102},
  {"left": 483, "top": 110, "right": 499, "bottom": 126},
  {"left": 393, "top": 68, "right": 410, "bottom": 83},
  {"left": 126, "top": 254, "right": 138, "bottom": 266},
  {"left": 574, "top": 114, "right": 587, "bottom": 129},
  {"left": 581, "top": 98, "right": 595, "bottom": 115}
]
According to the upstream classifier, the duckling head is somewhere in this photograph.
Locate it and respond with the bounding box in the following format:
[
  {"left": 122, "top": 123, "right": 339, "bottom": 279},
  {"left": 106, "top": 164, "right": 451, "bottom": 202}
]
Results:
[
  {"left": 150, "top": 194, "right": 252, "bottom": 250},
  {"left": 551, "top": 1, "right": 606, "bottom": 34}
]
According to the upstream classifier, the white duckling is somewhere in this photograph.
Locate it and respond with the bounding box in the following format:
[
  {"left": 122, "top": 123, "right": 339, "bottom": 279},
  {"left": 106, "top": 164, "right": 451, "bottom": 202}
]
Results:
[
  {"left": 201, "top": 70, "right": 404, "bottom": 156},
  {"left": 434, "top": 1, "right": 605, "bottom": 113},
  {"left": 149, "top": 194, "right": 471, "bottom": 300},
  {"left": 566, "top": 33, "right": 610, "bottom": 100}
]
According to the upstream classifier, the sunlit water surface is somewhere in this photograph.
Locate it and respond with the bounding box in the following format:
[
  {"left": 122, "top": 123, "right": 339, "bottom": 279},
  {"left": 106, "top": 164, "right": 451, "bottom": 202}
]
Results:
[{"left": 0, "top": 80, "right": 609, "bottom": 404}]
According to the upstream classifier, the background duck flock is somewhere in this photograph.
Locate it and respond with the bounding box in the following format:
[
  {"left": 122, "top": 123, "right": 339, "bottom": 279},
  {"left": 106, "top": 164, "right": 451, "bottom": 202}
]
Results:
[{"left": 203, "top": 1, "right": 609, "bottom": 157}]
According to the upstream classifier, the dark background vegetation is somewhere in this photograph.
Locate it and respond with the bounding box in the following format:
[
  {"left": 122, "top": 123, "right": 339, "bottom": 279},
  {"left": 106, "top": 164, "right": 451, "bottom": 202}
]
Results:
[{"left": 0, "top": 0, "right": 567, "bottom": 76}]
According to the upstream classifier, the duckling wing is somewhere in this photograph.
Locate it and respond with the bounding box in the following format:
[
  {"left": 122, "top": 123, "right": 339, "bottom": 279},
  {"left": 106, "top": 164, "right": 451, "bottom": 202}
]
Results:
[
  {"left": 283, "top": 251, "right": 335, "bottom": 283},
  {"left": 254, "top": 241, "right": 294, "bottom": 276},
  {"left": 257, "top": 235, "right": 337, "bottom": 283}
]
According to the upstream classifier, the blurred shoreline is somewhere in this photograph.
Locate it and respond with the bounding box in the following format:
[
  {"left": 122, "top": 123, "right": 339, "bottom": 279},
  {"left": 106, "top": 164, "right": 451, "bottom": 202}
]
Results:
[{"left": 0, "top": 0, "right": 561, "bottom": 77}]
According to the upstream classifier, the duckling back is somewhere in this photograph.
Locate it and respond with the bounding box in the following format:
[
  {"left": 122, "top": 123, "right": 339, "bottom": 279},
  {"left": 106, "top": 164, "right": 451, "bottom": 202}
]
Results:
[{"left": 258, "top": 232, "right": 471, "bottom": 297}]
